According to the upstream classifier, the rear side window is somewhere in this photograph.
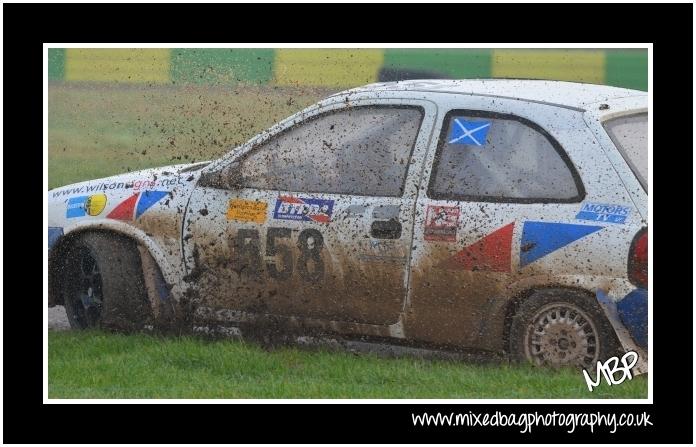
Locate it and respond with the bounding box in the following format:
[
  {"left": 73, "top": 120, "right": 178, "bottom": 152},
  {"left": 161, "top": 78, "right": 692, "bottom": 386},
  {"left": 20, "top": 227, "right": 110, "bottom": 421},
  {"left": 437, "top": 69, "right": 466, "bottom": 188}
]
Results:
[
  {"left": 428, "top": 111, "right": 584, "bottom": 203},
  {"left": 603, "top": 113, "right": 647, "bottom": 191}
]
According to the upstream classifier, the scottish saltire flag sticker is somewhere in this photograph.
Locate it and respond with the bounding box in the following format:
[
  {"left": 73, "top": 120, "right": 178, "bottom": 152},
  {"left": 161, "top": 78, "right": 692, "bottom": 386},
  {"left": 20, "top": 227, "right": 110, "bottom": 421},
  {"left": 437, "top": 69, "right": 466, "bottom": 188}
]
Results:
[{"left": 447, "top": 118, "right": 491, "bottom": 146}]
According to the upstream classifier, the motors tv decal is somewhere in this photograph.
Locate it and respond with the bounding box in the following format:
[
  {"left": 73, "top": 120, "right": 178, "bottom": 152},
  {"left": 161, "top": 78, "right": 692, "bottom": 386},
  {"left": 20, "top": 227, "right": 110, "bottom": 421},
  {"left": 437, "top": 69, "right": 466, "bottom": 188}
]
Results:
[{"left": 576, "top": 202, "right": 631, "bottom": 224}]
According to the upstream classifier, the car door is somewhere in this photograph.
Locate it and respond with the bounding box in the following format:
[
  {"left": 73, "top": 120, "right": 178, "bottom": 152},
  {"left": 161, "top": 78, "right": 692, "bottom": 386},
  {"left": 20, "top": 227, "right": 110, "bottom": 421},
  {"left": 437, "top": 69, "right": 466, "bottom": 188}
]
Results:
[
  {"left": 404, "top": 99, "right": 635, "bottom": 351},
  {"left": 182, "top": 98, "right": 436, "bottom": 327}
]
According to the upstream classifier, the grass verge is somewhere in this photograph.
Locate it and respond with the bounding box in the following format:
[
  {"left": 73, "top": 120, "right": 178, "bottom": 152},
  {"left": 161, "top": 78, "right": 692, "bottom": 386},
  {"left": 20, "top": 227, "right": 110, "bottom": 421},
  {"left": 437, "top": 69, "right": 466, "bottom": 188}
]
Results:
[{"left": 49, "top": 330, "right": 647, "bottom": 399}]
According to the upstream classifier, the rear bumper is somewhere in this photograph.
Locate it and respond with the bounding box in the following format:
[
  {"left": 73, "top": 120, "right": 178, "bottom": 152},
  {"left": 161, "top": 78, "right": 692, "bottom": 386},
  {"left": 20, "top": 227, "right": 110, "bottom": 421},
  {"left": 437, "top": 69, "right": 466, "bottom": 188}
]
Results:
[{"left": 596, "top": 288, "right": 648, "bottom": 375}]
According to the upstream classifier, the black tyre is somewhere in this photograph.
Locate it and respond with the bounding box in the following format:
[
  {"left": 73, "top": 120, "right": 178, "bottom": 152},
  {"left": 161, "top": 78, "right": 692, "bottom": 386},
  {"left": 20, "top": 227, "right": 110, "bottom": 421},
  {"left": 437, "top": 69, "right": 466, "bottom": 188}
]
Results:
[
  {"left": 509, "top": 288, "right": 621, "bottom": 369},
  {"left": 62, "top": 233, "right": 153, "bottom": 331}
]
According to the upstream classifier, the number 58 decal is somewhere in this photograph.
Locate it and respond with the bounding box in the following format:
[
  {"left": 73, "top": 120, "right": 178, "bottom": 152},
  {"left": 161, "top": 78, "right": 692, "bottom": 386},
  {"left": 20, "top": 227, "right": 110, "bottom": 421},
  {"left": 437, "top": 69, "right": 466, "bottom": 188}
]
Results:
[{"left": 230, "top": 227, "right": 324, "bottom": 282}]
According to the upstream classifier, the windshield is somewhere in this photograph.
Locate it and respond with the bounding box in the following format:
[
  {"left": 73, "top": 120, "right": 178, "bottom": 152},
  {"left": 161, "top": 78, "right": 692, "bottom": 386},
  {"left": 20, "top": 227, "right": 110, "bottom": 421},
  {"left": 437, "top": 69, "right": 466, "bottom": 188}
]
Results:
[{"left": 603, "top": 113, "right": 648, "bottom": 191}]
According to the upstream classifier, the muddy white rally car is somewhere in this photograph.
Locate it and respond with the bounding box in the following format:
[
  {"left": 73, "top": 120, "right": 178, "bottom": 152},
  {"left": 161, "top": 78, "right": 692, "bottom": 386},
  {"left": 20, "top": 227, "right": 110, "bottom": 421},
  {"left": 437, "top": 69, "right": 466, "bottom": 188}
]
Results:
[{"left": 48, "top": 80, "right": 648, "bottom": 370}]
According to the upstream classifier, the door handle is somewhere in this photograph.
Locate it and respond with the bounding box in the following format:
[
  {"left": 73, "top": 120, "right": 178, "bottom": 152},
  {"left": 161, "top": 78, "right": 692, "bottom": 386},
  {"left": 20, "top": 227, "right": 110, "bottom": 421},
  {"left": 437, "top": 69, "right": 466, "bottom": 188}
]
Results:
[{"left": 371, "top": 219, "right": 402, "bottom": 239}]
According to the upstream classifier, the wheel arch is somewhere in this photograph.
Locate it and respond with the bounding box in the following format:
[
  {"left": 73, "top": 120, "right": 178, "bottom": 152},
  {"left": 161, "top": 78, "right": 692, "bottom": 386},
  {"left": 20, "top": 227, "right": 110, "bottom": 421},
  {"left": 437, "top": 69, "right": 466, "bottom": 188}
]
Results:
[{"left": 48, "top": 221, "right": 182, "bottom": 307}]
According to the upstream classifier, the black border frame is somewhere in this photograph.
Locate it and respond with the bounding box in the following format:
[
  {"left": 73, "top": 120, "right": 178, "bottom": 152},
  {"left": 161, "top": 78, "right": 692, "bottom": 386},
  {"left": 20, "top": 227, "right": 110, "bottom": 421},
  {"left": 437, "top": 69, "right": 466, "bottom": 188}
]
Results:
[
  {"left": 427, "top": 109, "right": 587, "bottom": 204},
  {"left": 2, "top": 2, "right": 693, "bottom": 444}
]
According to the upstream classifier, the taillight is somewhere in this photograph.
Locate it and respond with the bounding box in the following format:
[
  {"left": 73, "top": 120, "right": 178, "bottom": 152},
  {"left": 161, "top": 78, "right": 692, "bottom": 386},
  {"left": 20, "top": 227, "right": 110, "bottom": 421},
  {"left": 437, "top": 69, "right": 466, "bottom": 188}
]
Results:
[{"left": 628, "top": 227, "right": 648, "bottom": 289}]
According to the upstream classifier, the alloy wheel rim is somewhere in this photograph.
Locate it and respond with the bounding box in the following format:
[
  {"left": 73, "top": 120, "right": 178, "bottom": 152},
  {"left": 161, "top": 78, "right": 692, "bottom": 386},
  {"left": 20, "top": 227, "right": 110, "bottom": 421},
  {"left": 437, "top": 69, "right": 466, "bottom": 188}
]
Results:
[
  {"left": 524, "top": 302, "right": 599, "bottom": 369},
  {"left": 70, "top": 247, "right": 103, "bottom": 327}
]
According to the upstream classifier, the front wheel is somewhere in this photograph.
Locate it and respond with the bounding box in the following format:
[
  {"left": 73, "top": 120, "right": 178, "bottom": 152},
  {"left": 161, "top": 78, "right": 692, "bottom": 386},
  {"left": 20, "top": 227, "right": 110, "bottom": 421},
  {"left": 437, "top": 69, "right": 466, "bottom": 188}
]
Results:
[
  {"left": 62, "top": 233, "right": 153, "bottom": 331},
  {"left": 509, "top": 289, "right": 621, "bottom": 369}
]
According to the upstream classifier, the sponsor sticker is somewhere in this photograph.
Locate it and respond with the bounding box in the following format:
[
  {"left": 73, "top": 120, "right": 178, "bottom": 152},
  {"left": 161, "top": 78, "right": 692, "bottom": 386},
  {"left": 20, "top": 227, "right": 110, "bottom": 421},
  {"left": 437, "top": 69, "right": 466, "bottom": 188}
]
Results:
[
  {"left": 226, "top": 199, "right": 268, "bottom": 224},
  {"left": 447, "top": 118, "right": 491, "bottom": 146},
  {"left": 273, "top": 196, "right": 334, "bottom": 223},
  {"left": 575, "top": 202, "right": 631, "bottom": 224},
  {"left": 106, "top": 190, "right": 169, "bottom": 221},
  {"left": 66, "top": 193, "right": 107, "bottom": 218},
  {"left": 424, "top": 205, "right": 460, "bottom": 242},
  {"left": 51, "top": 177, "right": 184, "bottom": 198}
]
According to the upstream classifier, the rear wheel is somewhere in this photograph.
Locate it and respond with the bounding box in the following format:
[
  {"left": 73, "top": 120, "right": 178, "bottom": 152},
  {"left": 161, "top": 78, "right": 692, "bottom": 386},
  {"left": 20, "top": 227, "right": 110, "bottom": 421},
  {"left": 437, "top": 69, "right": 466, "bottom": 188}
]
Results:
[
  {"left": 509, "top": 289, "right": 621, "bottom": 369},
  {"left": 62, "top": 233, "right": 153, "bottom": 331}
]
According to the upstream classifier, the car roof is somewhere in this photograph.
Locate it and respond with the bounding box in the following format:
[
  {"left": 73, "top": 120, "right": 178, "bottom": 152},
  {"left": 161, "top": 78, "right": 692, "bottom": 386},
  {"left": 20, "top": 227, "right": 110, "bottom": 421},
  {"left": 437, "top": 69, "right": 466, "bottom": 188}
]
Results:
[{"left": 340, "top": 79, "right": 647, "bottom": 110}]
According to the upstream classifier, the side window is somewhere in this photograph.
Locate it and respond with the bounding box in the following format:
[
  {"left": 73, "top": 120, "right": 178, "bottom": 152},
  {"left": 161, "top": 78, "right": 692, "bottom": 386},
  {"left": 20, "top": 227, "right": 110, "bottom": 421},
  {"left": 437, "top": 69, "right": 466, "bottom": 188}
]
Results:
[
  {"left": 237, "top": 106, "right": 424, "bottom": 197},
  {"left": 603, "top": 113, "right": 647, "bottom": 190},
  {"left": 428, "top": 111, "right": 584, "bottom": 203}
]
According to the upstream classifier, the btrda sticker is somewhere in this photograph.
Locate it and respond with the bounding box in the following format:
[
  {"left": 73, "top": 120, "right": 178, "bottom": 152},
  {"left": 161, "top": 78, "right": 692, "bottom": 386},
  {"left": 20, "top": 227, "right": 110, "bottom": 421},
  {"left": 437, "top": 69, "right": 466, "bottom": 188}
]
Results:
[{"left": 273, "top": 196, "right": 334, "bottom": 223}]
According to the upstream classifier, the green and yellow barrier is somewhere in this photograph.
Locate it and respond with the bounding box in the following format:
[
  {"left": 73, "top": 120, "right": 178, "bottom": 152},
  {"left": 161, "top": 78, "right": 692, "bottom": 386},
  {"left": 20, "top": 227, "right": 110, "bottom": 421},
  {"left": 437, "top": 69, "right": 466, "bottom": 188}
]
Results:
[
  {"left": 491, "top": 49, "right": 605, "bottom": 84},
  {"left": 274, "top": 48, "right": 384, "bottom": 88},
  {"left": 64, "top": 49, "right": 170, "bottom": 83},
  {"left": 47, "top": 48, "right": 648, "bottom": 91}
]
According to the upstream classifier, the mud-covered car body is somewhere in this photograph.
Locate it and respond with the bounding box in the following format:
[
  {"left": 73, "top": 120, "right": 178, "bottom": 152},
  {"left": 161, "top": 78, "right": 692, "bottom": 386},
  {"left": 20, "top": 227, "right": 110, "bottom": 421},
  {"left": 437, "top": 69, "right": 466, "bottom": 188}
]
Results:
[{"left": 48, "top": 80, "right": 648, "bottom": 368}]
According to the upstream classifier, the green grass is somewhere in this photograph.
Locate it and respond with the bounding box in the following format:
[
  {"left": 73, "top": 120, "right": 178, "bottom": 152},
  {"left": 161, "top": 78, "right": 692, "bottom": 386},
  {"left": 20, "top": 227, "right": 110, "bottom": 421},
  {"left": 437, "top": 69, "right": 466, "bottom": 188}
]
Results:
[
  {"left": 48, "top": 83, "right": 336, "bottom": 189},
  {"left": 48, "top": 330, "right": 647, "bottom": 399}
]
